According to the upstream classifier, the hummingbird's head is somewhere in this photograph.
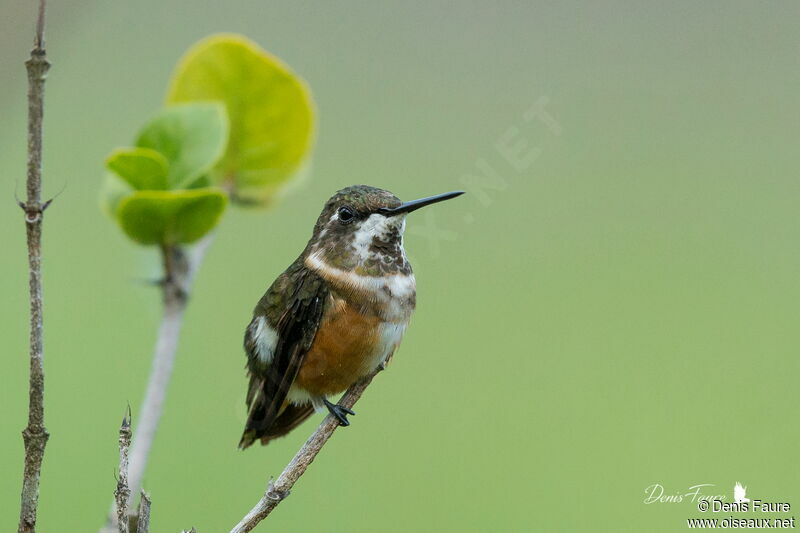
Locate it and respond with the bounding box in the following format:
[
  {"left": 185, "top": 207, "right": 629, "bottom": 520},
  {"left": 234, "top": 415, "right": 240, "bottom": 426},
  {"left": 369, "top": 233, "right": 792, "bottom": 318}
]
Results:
[{"left": 305, "top": 185, "right": 463, "bottom": 277}]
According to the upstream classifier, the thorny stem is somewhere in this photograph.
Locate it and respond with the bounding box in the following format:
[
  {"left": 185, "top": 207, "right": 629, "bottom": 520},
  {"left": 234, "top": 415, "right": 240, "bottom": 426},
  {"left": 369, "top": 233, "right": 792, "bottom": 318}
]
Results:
[
  {"left": 18, "top": 1, "right": 51, "bottom": 532},
  {"left": 230, "top": 367, "right": 383, "bottom": 533}
]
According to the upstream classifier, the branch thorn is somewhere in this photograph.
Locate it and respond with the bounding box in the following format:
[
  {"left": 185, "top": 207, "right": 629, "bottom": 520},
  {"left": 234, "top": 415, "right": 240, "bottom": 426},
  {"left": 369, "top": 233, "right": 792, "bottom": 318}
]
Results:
[{"left": 122, "top": 405, "right": 132, "bottom": 429}]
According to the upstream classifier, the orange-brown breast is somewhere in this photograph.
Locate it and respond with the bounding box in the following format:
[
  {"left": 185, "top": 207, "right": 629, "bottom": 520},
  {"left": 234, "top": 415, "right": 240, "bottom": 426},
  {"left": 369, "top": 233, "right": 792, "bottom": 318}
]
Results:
[{"left": 295, "top": 296, "right": 384, "bottom": 397}]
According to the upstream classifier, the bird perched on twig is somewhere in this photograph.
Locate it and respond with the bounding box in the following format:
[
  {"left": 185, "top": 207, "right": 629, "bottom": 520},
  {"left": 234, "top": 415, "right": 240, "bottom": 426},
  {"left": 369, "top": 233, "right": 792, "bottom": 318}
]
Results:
[{"left": 239, "top": 185, "right": 464, "bottom": 449}]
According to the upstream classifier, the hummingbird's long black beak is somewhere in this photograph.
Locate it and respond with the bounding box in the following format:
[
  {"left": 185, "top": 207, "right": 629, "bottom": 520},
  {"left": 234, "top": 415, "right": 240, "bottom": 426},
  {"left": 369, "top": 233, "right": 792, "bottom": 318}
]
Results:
[{"left": 378, "top": 190, "right": 465, "bottom": 215}]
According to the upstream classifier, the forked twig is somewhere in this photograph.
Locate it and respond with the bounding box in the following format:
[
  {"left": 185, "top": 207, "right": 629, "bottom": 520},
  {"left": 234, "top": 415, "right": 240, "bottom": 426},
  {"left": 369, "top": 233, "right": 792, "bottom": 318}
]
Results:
[{"left": 100, "top": 236, "right": 214, "bottom": 532}]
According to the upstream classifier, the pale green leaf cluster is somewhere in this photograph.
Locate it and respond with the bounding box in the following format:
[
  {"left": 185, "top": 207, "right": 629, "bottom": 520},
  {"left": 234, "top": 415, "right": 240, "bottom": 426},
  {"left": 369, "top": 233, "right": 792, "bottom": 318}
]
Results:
[
  {"left": 166, "top": 34, "right": 315, "bottom": 205},
  {"left": 102, "top": 103, "right": 228, "bottom": 245},
  {"left": 102, "top": 33, "right": 316, "bottom": 246}
]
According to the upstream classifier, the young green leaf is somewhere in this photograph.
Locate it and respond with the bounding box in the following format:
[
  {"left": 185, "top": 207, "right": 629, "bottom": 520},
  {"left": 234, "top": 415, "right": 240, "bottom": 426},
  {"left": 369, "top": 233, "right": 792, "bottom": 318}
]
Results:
[
  {"left": 106, "top": 147, "right": 169, "bottom": 190},
  {"left": 166, "top": 34, "right": 315, "bottom": 206},
  {"left": 136, "top": 103, "right": 229, "bottom": 189},
  {"left": 115, "top": 188, "right": 228, "bottom": 245}
]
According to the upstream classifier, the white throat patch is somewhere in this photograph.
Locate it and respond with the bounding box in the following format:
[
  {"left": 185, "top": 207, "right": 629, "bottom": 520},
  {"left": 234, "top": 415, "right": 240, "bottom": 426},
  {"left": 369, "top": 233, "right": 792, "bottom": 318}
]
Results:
[
  {"left": 305, "top": 251, "right": 416, "bottom": 321},
  {"left": 350, "top": 213, "right": 406, "bottom": 262}
]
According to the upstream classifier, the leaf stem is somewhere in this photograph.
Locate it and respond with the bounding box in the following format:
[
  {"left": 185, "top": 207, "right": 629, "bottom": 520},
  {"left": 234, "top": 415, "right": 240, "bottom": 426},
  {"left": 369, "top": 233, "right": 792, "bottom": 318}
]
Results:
[{"left": 100, "top": 236, "right": 214, "bottom": 532}]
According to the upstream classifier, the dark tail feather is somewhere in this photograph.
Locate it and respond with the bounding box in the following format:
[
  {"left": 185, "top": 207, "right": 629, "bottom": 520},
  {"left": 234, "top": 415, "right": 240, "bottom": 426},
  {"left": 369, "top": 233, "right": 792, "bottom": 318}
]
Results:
[
  {"left": 239, "top": 399, "right": 315, "bottom": 449},
  {"left": 260, "top": 403, "right": 315, "bottom": 445}
]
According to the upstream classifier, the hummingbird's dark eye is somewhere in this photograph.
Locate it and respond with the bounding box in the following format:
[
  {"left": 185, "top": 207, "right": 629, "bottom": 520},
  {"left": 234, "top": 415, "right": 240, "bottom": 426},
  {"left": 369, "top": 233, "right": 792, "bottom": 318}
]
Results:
[{"left": 337, "top": 206, "right": 356, "bottom": 224}]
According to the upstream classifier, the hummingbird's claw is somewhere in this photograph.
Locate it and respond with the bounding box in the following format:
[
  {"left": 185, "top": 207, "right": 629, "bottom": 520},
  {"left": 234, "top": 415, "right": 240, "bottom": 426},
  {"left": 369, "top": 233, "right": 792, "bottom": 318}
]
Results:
[{"left": 323, "top": 399, "right": 355, "bottom": 426}]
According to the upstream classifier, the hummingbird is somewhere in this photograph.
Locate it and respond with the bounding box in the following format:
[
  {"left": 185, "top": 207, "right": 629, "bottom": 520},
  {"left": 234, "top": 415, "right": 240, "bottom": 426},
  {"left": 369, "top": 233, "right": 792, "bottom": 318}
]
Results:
[{"left": 239, "top": 185, "right": 464, "bottom": 448}]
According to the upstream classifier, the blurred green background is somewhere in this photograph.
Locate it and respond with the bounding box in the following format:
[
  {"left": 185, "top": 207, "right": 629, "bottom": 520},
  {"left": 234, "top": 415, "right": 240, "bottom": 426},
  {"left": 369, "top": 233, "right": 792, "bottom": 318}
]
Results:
[{"left": 2, "top": 1, "right": 799, "bottom": 531}]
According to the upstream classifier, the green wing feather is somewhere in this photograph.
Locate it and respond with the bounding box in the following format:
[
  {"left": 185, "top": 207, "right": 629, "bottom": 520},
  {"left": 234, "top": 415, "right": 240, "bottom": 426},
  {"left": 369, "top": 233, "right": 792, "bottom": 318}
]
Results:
[{"left": 239, "top": 260, "right": 328, "bottom": 448}]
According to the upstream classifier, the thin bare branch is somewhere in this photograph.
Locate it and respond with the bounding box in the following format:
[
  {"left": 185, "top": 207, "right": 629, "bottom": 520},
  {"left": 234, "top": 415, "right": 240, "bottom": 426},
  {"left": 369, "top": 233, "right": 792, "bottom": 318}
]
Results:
[
  {"left": 115, "top": 408, "right": 133, "bottom": 533},
  {"left": 18, "top": 1, "right": 51, "bottom": 532},
  {"left": 230, "top": 367, "right": 383, "bottom": 533},
  {"left": 100, "top": 236, "right": 215, "bottom": 533},
  {"left": 126, "top": 244, "right": 189, "bottom": 499}
]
